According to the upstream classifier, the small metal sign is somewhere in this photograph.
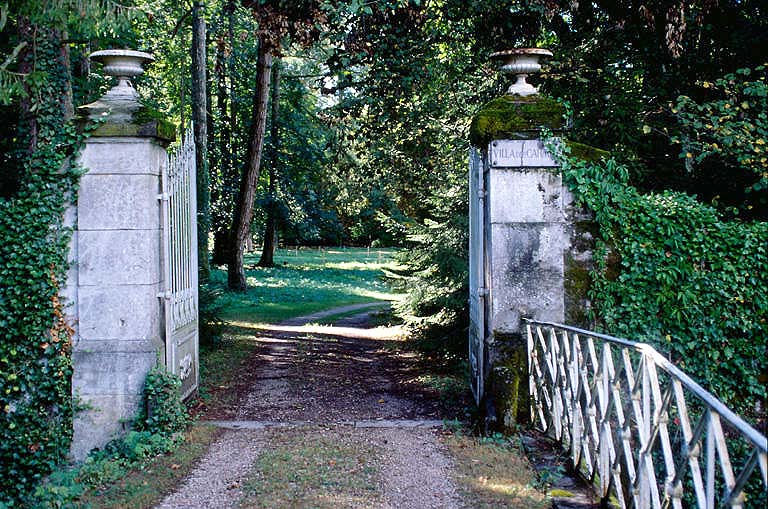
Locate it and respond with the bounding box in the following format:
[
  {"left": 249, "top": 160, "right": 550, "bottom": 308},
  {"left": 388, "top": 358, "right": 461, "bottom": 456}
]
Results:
[{"left": 489, "top": 139, "right": 559, "bottom": 168}]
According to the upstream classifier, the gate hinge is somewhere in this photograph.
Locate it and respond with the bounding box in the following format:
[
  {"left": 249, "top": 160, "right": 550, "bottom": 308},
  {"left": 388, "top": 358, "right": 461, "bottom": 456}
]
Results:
[
  {"left": 157, "top": 291, "right": 172, "bottom": 300},
  {"left": 477, "top": 190, "right": 487, "bottom": 199},
  {"left": 477, "top": 287, "right": 488, "bottom": 297},
  {"left": 157, "top": 192, "right": 170, "bottom": 201}
]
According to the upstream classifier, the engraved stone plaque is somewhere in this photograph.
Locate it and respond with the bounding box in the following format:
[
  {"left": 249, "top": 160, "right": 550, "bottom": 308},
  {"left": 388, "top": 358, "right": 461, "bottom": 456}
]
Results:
[{"left": 489, "top": 139, "right": 559, "bottom": 168}]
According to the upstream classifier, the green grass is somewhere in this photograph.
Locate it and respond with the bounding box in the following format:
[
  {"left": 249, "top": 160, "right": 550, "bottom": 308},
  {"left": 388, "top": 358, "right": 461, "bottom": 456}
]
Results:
[
  {"left": 239, "top": 428, "right": 381, "bottom": 508},
  {"left": 209, "top": 247, "right": 401, "bottom": 324}
]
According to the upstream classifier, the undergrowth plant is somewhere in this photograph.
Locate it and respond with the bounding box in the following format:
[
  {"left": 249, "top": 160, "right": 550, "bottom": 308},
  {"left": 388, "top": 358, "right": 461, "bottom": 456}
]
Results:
[
  {"left": 26, "top": 367, "right": 188, "bottom": 508},
  {"left": 135, "top": 365, "right": 189, "bottom": 436}
]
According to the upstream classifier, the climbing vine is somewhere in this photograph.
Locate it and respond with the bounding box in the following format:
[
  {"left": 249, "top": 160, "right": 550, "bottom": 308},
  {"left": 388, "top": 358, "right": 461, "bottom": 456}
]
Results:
[
  {"left": 0, "top": 29, "right": 85, "bottom": 505},
  {"left": 556, "top": 145, "right": 767, "bottom": 422}
]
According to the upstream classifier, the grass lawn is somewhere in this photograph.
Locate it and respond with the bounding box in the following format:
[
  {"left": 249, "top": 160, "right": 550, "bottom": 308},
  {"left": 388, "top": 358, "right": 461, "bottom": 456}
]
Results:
[
  {"left": 209, "top": 247, "right": 401, "bottom": 324},
  {"left": 239, "top": 427, "right": 381, "bottom": 509}
]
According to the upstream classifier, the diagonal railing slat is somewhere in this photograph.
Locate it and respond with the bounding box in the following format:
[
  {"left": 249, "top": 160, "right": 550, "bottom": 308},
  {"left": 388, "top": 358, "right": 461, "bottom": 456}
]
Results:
[{"left": 526, "top": 320, "right": 767, "bottom": 509}]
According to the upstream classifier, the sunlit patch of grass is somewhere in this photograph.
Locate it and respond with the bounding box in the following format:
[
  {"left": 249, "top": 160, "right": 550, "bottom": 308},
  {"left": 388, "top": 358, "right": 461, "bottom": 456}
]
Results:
[
  {"left": 239, "top": 427, "right": 382, "bottom": 508},
  {"left": 444, "top": 431, "right": 549, "bottom": 509},
  {"left": 77, "top": 425, "right": 221, "bottom": 509},
  {"left": 208, "top": 248, "right": 400, "bottom": 324},
  {"left": 410, "top": 373, "right": 467, "bottom": 404}
]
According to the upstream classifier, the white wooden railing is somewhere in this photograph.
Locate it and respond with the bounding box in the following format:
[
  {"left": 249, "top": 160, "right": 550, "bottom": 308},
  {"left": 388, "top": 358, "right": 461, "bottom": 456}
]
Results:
[{"left": 526, "top": 320, "right": 767, "bottom": 509}]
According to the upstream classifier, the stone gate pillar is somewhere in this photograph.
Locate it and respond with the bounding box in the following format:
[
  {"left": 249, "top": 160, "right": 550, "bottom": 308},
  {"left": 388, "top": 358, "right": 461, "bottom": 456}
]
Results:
[
  {"left": 65, "top": 50, "right": 175, "bottom": 460},
  {"left": 468, "top": 49, "right": 600, "bottom": 431}
]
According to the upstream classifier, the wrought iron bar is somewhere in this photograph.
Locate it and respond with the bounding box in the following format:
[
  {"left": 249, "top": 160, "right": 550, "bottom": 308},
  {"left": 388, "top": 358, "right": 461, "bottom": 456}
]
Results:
[{"left": 526, "top": 319, "right": 767, "bottom": 509}]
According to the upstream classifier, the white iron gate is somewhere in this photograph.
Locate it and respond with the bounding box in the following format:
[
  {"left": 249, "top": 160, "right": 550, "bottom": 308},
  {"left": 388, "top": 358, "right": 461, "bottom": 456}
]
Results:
[
  {"left": 468, "top": 147, "right": 487, "bottom": 405},
  {"left": 160, "top": 128, "right": 199, "bottom": 399}
]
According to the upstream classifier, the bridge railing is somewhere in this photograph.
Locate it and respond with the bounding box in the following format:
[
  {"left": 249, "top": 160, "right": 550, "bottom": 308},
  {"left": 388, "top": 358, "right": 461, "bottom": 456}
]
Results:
[{"left": 526, "top": 320, "right": 767, "bottom": 509}]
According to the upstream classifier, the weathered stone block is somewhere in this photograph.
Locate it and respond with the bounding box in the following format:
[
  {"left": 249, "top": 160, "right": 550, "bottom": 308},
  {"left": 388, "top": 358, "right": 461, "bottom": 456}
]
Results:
[
  {"left": 78, "top": 174, "right": 160, "bottom": 230},
  {"left": 490, "top": 223, "right": 567, "bottom": 275},
  {"left": 77, "top": 284, "right": 162, "bottom": 340},
  {"left": 79, "top": 138, "right": 165, "bottom": 176},
  {"left": 70, "top": 393, "right": 143, "bottom": 462},
  {"left": 78, "top": 230, "right": 161, "bottom": 286},
  {"left": 72, "top": 348, "right": 156, "bottom": 395},
  {"left": 490, "top": 269, "right": 565, "bottom": 332},
  {"left": 488, "top": 168, "right": 569, "bottom": 224}
]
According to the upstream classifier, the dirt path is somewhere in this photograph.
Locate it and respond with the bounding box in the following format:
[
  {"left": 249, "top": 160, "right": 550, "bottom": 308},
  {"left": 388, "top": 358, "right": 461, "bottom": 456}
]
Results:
[{"left": 157, "top": 304, "right": 465, "bottom": 508}]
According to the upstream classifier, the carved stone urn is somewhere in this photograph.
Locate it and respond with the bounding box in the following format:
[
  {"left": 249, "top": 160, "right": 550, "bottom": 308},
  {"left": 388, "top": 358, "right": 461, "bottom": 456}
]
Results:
[
  {"left": 89, "top": 49, "right": 154, "bottom": 99},
  {"left": 490, "top": 48, "right": 552, "bottom": 97},
  {"left": 81, "top": 49, "right": 155, "bottom": 123}
]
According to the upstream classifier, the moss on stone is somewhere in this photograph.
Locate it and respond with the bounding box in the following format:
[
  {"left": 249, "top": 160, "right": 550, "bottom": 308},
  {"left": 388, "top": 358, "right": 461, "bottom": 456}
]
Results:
[
  {"left": 94, "top": 104, "right": 175, "bottom": 142},
  {"left": 81, "top": 101, "right": 176, "bottom": 142},
  {"left": 488, "top": 332, "right": 529, "bottom": 432},
  {"left": 549, "top": 489, "right": 576, "bottom": 498},
  {"left": 565, "top": 254, "right": 592, "bottom": 327},
  {"left": 470, "top": 95, "right": 565, "bottom": 147},
  {"left": 565, "top": 140, "right": 610, "bottom": 162}
]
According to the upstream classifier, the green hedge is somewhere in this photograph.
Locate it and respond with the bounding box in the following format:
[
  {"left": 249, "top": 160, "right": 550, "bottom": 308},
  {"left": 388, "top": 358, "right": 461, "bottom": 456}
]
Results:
[{"left": 563, "top": 152, "right": 767, "bottom": 420}]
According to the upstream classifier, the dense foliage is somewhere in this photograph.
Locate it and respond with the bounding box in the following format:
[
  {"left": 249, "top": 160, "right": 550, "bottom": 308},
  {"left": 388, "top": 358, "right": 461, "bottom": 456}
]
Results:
[
  {"left": 0, "top": 28, "right": 83, "bottom": 505},
  {"left": 135, "top": 365, "right": 190, "bottom": 436},
  {"left": 560, "top": 148, "right": 767, "bottom": 420},
  {"left": 393, "top": 185, "right": 469, "bottom": 365},
  {"left": 671, "top": 65, "right": 768, "bottom": 215}
]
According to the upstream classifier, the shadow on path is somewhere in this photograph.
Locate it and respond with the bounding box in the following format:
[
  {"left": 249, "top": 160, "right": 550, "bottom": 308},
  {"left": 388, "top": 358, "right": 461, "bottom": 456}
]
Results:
[{"left": 202, "top": 303, "right": 466, "bottom": 423}]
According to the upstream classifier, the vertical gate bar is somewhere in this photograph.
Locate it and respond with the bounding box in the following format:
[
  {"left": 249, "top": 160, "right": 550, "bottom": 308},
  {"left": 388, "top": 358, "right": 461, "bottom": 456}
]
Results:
[
  {"left": 189, "top": 127, "right": 200, "bottom": 388},
  {"left": 646, "top": 361, "right": 681, "bottom": 508},
  {"left": 569, "top": 332, "right": 582, "bottom": 468},
  {"left": 161, "top": 152, "right": 172, "bottom": 372},
  {"left": 672, "top": 379, "right": 707, "bottom": 508},
  {"left": 706, "top": 410, "right": 715, "bottom": 509},
  {"left": 708, "top": 412, "right": 739, "bottom": 508}
]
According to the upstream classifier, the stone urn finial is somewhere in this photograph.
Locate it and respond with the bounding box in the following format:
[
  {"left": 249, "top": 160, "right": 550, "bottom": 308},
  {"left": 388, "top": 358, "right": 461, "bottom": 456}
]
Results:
[
  {"left": 89, "top": 49, "right": 154, "bottom": 102},
  {"left": 81, "top": 49, "right": 155, "bottom": 123},
  {"left": 491, "top": 48, "right": 552, "bottom": 97}
]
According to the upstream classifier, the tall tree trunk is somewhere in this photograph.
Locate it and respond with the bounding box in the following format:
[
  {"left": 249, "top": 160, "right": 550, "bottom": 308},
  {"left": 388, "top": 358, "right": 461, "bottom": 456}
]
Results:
[
  {"left": 227, "top": 37, "right": 273, "bottom": 290},
  {"left": 192, "top": 0, "right": 211, "bottom": 280},
  {"left": 211, "top": 2, "right": 233, "bottom": 266},
  {"left": 211, "top": 0, "right": 236, "bottom": 265},
  {"left": 257, "top": 57, "right": 281, "bottom": 268}
]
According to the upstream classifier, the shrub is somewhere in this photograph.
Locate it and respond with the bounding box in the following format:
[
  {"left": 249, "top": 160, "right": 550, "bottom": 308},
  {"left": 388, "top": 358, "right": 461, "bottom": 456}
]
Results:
[
  {"left": 199, "top": 282, "right": 227, "bottom": 347},
  {"left": 393, "top": 184, "right": 469, "bottom": 367},
  {"left": 560, "top": 150, "right": 767, "bottom": 421},
  {"left": 135, "top": 365, "right": 189, "bottom": 436}
]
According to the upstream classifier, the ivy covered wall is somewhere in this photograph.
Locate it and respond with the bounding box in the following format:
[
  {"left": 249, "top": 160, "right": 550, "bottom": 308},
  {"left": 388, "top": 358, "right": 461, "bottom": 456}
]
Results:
[
  {"left": 561, "top": 151, "right": 767, "bottom": 422},
  {"left": 0, "top": 29, "right": 84, "bottom": 505}
]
